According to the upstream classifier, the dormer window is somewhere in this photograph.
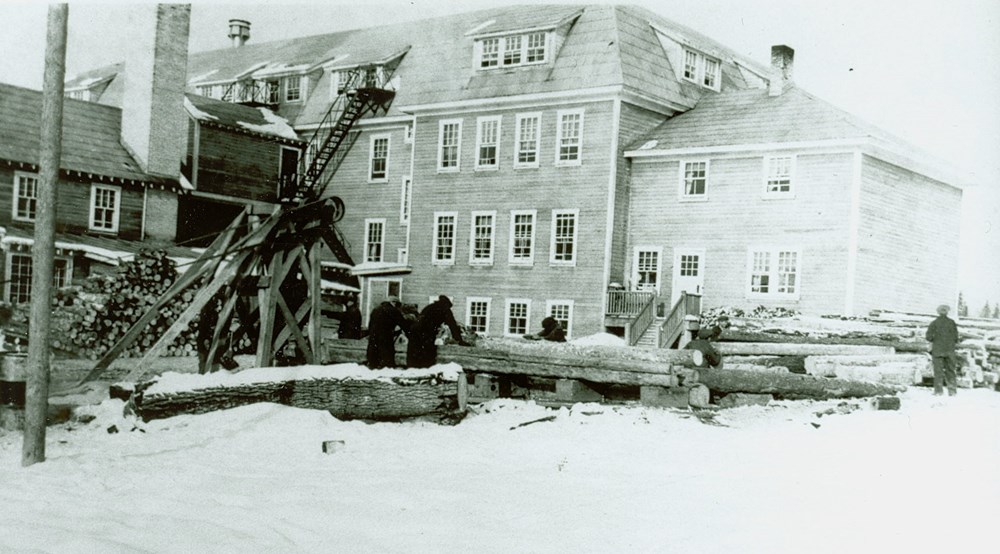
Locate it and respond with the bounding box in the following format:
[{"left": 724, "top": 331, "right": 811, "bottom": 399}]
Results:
[
  {"left": 476, "top": 31, "right": 548, "bottom": 70},
  {"left": 682, "top": 48, "right": 721, "bottom": 91},
  {"left": 285, "top": 75, "right": 302, "bottom": 102},
  {"left": 67, "top": 89, "right": 88, "bottom": 101}
]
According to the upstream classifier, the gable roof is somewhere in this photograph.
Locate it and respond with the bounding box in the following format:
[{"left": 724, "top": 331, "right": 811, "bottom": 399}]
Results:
[
  {"left": 184, "top": 94, "right": 302, "bottom": 143},
  {"left": 0, "top": 82, "right": 166, "bottom": 185}
]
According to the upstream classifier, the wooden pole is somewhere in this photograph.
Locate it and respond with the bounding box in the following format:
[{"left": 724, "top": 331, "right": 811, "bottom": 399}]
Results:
[{"left": 23, "top": 3, "right": 68, "bottom": 467}]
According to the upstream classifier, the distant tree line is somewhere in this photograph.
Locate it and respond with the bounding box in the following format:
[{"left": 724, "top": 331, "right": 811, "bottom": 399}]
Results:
[{"left": 959, "top": 292, "right": 1000, "bottom": 319}]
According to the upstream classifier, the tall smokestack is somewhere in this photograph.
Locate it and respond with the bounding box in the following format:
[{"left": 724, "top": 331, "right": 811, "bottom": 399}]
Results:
[
  {"left": 121, "top": 3, "right": 190, "bottom": 178},
  {"left": 228, "top": 19, "right": 251, "bottom": 48},
  {"left": 768, "top": 44, "right": 794, "bottom": 97}
]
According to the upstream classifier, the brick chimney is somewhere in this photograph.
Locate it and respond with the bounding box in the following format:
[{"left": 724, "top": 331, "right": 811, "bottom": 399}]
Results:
[
  {"left": 121, "top": 3, "right": 190, "bottom": 178},
  {"left": 768, "top": 44, "right": 794, "bottom": 97},
  {"left": 228, "top": 19, "right": 251, "bottom": 48}
]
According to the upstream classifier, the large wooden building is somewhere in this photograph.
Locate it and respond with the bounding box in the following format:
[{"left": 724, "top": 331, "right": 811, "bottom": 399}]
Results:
[{"left": 57, "top": 4, "right": 967, "bottom": 342}]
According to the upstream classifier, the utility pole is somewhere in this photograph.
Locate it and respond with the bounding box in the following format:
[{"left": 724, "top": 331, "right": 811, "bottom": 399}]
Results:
[{"left": 22, "top": 4, "right": 68, "bottom": 467}]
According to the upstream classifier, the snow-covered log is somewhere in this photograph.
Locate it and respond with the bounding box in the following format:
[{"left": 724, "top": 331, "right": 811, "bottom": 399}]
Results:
[
  {"left": 719, "top": 330, "right": 929, "bottom": 353},
  {"left": 696, "top": 368, "right": 904, "bottom": 400},
  {"left": 716, "top": 343, "right": 894, "bottom": 356},
  {"left": 804, "top": 354, "right": 929, "bottom": 386}
]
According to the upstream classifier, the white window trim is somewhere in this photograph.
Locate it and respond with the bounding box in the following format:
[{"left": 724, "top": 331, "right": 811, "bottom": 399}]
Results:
[
  {"left": 404, "top": 124, "right": 414, "bottom": 144},
  {"left": 475, "top": 32, "right": 549, "bottom": 70},
  {"left": 437, "top": 119, "right": 463, "bottom": 173},
  {"left": 549, "top": 208, "right": 579, "bottom": 266},
  {"left": 680, "top": 48, "right": 721, "bottom": 92},
  {"left": 466, "top": 296, "right": 492, "bottom": 336},
  {"left": 12, "top": 170, "right": 38, "bottom": 222},
  {"left": 745, "top": 247, "right": 802, "bottom": 301},
  {"left": 468, "top": 210, "right": 497, "bottom": 266},
  {"left": 474, "top": 115, "right": 502, "bottom": 171},
  {"left": 504, "top": 298, "right": 532, "bottom": 337},
  {"left": 554, "top": 108, "right": 584, "bottom": 167},
  {"left": 397, "top": 247, "right": 408, "bottom": 265},
  {"left": 399, "top": 175, "right": 412, "bottom": 225},
  {"left": 508, "top": 209, "right": 537, "bottom": 266},
  {"left": 5, "top": 252, "right": 73, "bottom": 303},
  {"left": 762, "top": 155, "right": 796, "bottom": 199},
  {"left": 632, "top": 245, "right": 663, "bottom": 293},
  {"left": 432, "top": 211, "right": 458, "bottom": 265},
  {"left": 545, "top": 299, "right": 574, "bottom": 340},
  {"left": 284, "top": 74, "right": 306, "bottom": 103},
  {"left": 88, "top": 183, "right": 122, "bottom": 233},
  {"left": 363, "top": 218, "right": 386, "bottom": 263},
  {"left": 368, "top": 134, "right": 391, "bottom": 183},
  {"left": 678, "top": 159, "right": 710, "bottom": 202},
  {"left": 513, "top": 112, "right": 541, "bottom": 169}
]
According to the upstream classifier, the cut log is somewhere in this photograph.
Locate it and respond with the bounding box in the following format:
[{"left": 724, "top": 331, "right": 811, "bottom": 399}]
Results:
[
  {"left": 719, "top": 330, "right": 929, "bottom": 353},
  {"left": 723, "top": 355, "right": 802, "bottom": 373},
  {"left": 696, "top": 368, "right": 903, "bottom": 400},
  {"left": 805, "top": 354, "right": 929, "bottom": 385},
  {"left": 716, "top": 342, "right": 894, "bottom": 356},
  {"left": 687, "top": 384, "right": 710, "bottom": 408}
]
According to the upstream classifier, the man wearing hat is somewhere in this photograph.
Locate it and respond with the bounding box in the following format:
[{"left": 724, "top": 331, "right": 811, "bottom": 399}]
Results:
[
  {"left": 684, "top": 325, "right": 723, "bottom": 369},
  {"left": 925, "top": 304, "right": 959, "bottom": 396},
  {"left": 407, "top": 295, "right": 470, "bottom": 368},
  {"left": 366, "top": 295, "right": 410, "bottom": 369}
]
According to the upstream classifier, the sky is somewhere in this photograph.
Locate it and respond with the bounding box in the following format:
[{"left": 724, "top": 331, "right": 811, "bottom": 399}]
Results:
[{"left": 0, "top": 0, "right": 998, "bottom": 310}]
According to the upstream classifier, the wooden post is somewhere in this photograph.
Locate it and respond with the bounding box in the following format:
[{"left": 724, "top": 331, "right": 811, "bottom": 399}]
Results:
[
  {"left": 308, "top": 241, "right": 323, "bottom": 360},
  {"left": 23, "top": 3, "right": 67, "bottom": 467}
]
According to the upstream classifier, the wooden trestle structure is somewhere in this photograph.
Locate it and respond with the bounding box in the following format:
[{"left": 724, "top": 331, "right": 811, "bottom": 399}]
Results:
[{"left": 80, "top": 66, "right": 397, "bottom": 384}]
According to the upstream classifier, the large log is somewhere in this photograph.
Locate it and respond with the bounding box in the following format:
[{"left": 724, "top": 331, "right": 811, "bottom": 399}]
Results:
[
  {"left": 719, "top": 330, "right": 929, "bottom": 353},
  {"left": 716, "top": 342, "right": 894, "bottom": 356},
  {"left": 696, "top": 368, "right": 904, "bottom": 400}
]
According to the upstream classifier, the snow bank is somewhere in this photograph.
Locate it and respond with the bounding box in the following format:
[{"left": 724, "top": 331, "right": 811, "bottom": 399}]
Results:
[
  {"left": 238, "top": 108, "right": 299, "bottom": 140},
  {"left": 570, "top": 332, "right": 626, "bottom": 347}
]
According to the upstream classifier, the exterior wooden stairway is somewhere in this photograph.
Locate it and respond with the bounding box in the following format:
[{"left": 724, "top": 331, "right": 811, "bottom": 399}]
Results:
[{"left": 607, "top": 291, "right": 702, "bottom": 349}]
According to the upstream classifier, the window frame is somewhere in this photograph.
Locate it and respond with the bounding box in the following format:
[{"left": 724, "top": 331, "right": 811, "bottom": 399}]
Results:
[
  {"left": 468, "top": 210, "right": 497, "bottom": 266},
  {"left": 88, "top": 183, "right": 122, "bottom": 234},
  {"left": 678, "top": 159, "right": 710, "bottom": 202},
  {"left": 432, "top": 211, "right": 458, "bottom": 265},
  {"left": 475, "top": 115, "right": 502, "bottom": 171},
  {"left": 466, "top": 296, "right": 492, "bottom": 336},
  {"left": 284, "top": 75, "right": 305, "bottom": 102},
  {"left": 504, "top": 298, "right": 532, "bottom": 337},
  {"left": 554, "top": 109, "right": 584, "bottom": 166},
  {"left": 549, "top": 209, "right": 579, "bottom": 266},
  {"left": 632, "top": 246, "right": 663, "bottom": 293},
  {"left": 508, "top": 209, "right": 537, "bottom": 266},
  {"left": 681, "top": 48, "right": 721, "bottom": 92},
  {"left": 368, "top": 134, "right": 391, "bottom": 183},
  {"left": 476, "top": 32, "right": 549, "bottom": 70},
  {"left": 545, "top": 299, "right": 574, "bottom": 340},
  {"left": 437, "top": 119, "right": 463, "bottom": 173},
  {"left": 399, "top": 175, "right": 412, "bottom": 225},
  {"left": 763, "top": 155, "right": 796, "bottom": 198},
  {"left": 363, "top": 218, "right": 386, "bottom": 263},
  {"left": 514, "top": 112, "right": 541, "bottom": 169},
  {"left": 12, "top": 171, "right": 39, "bottom": 222},
  {"left": 5, "top": 252, "right": 72, "bottom": 304},
  {"left": 746, "top": 247, "right": 802, "bottom": 300}
]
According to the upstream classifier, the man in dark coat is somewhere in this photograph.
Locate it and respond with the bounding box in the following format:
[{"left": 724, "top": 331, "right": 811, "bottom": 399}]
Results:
[
  {"left": 366, "top": 296, "right": 410, "bottom": 369},
  {"left": 925, "top": 304, "right": 959, "bottom": 396},
  {"left": 525, "top": 316, "right": 567, "bottom": 342},
  {"left": 328, "top": 297, "right": 363, "bottom": 339},
  {"left": 407, "top": 295, "right": 469, "bottom": 368},
  {"left": 684, "top": 325, "right": 723, "bottom": 369}
]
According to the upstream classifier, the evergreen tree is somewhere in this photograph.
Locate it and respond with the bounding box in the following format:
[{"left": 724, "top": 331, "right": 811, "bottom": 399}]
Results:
[
  {"left": 980, "top": 302, "right": 992, "bottom": 319},
  {"left": 993, "top": 302, "right": 1000, "bottom": 319},
  {"left": 957, "top": 292, "right": 968, "bottom": 317}
]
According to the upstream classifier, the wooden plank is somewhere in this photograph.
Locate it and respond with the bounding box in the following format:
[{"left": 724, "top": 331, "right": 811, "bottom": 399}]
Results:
[
  {"left": 307, "top": 242, "right": 323, "bottom": 356},
  {"left": 204, "top": 285, "right": 240, "bottom": 373},
  {"left": 276, "top": 294, "right": 314, "bottom": 365}
]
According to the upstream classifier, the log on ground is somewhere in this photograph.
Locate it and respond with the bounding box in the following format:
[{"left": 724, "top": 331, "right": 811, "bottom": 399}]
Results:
[
  {"left": 719, "top": 330, "right": 929, "bottom": 353},
  {"left": 716, "top": 342, "right": 894, "bottom": 356},
  {"left": 696, "top": 368, "right": 904, "bottom": 400}
]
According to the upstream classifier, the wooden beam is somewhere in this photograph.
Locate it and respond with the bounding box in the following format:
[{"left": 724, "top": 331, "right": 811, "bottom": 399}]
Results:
[
  {"left": 204, "top": 285, "right": 240, "bottom": 373},
  {"left": 307, "top": 242, "right": 323, "bottom": 357},
  {"left": 276, "top": 294, "right": 314, "bottom": 365}
]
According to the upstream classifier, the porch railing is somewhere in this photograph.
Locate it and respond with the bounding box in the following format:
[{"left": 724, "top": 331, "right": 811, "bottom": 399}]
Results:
[
  {"left": 626, "top": 294, "right": 657, "bottom": 346},
  {"left": 659, "top": 292, "right": 702, "bottom": 349},
  {"left": 606, "top": 290, "right": 655, "bottom": 317}
]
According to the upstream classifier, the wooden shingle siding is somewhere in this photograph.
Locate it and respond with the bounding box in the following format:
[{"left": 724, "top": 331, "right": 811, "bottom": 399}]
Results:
[
  {"left": 627, "top": 152, "right": 854, "bottom": 313},
  {"left": 195, "top": 126, "right": 284, "bottom": 203},
  {"left": 401, "top": 99, "right": 616, "bottom": 336},
  {"left": 853, "top": 155, "right": 960, "bottom": 314}
]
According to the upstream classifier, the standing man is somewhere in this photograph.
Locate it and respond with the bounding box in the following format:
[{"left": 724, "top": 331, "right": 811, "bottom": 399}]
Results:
[
  {"left": 407, "top": 295, "right": 470, "bottom": 368},
  {"left": 327, "top": 297, "right": 363, "bottom": 339},
  {"left": 925, "top": 304, "right": 959, "bottom": 396},
  {"left": 366, "top": 296, "right": 410, "bottom": 369}
]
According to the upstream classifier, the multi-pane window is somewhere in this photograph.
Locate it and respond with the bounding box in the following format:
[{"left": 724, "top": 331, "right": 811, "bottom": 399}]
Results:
[
  {"left": 546, "top": 301, "right": 573, "bottom": 339},
  {"left": 13, "top": 172, "right": 38, "bottom": 222},
  {"left": 680, "top": 254, "right": 699, "bottom": 277},
  {"left": 683, "top": 50, "right": 698, "bottom": 80},
  {"left": 433, "top": 212, "right": 457, "bottom": 264},
  {"left": 438, "top": 120, "right": 462, "bottom": 171},
  {"left": 469, "top": 211, "right": 496, "bottom": 265},
  {"left": 526, "top": 33, "right": 546, "bottom": 63},
  {"left": 509, "top": 210, "right": 536, "bottom": 264},
  {"left": 197, "top": 85, "right": 216, "bottom": 98},
  {"left": 749, "top": 249, "right": 800, "bottom": 297},
  {"left": 369, "top": 135, "right": 389, "bottom": 181},
  {"left": 67, "top": 89, "right": 87, "bottom": 101},
  {"left": 515, "top": 113, "right": 540, "bottom": 167},
  {"left": 285, "top": 75, "right": 302, "bottom": 101},
  {"left": 556, "top": 110, "right": 583, "bottom": 164},
  {"left": 477, "top": 32, "right": 547, "bottom": 69},
  {"left": 681, "top": 161, "right": 708, "bottom": 198},
  {"left": 89, "top": 184, "right": 121, "bottom": 233},
  {"left": 681, "top": 48, "right": 721, "bottom": 91},
  {"left": 476, "top": 116, "right": 501, "bottom": 169},
  {"left": 7, "top": 254, "right": 70, "bottom": 304},
  {"left": 265, "top": 80, "right": 280, "bottom": 104},
  {"left": 506, "top": 299, "right": 531, "bottom": 336},
  {"left": 400, "top": 176, "right": 412, "bottom": 224},
  {"left": 364, "top": 219, "right": 385, "bottom": 263},
  {"left": 466, "top": 297, "right": 491, "bottom": 335},
  {"left": 503, "top": 35, "right": 522, "bottom": 65},
  {"left": 703, "top": 58, "right": 720, "bottom": 88},
  {"left": 635, "top": 249, "right": 660, "bottom": 291},
  {"left": 479, "top": 38, "right": 500, "bottom": 68},
  {"left": 765, "top": 156, "right": 794, "bottom": 194},
  {"left": 550, "top": 210, "right": 578, "bottom": 264}
]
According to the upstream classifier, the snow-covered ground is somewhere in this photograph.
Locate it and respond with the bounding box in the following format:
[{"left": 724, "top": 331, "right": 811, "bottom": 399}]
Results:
[{"left": 2, "top": 376, "right": 999, "bottom": 553}]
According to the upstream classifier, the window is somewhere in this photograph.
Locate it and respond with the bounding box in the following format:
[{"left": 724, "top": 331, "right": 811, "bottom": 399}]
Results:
[
  {"left": 89, "top": 184, "right": 121, "bottom": 233},
  {"left": 369, "top": 135, "right": 390, "bottom": 182},
  {"left": 477, "top": 32, "right": 548, "bottom": 69},
  {"left": 404, "top": 124, "right": 414, "bottom": 144},
  {"left": 514, "top": 113, "right": 540, "bottom": 168},
  {"left": 681, "top": 48, "right": 721, "bottom": 91},
  {"left": 364, "top": 219, "right": 385, "bottom": 263},
  {"left": 764, "top": 155, "right": 794, "bottom": 195},
  {"left": 748, "top": 248, "right": 800, "bottom": 298},
  {"left": 67, "top": 89, "right": 87, "bottom": 101},
  {"left": 505, "top": 299, "right": 531, "bottom": 336},
  {"left": 555, "top": 110, "right": 583, "bottom": 165},
  {"left": 329, "top": 70, "right": 347, "bottom": 99},
  {"left": 550, "top": 209, "right": 578, "bottom": 265},
  {"left": 469, "top": 211, "right": 496, "bottom": 265},
  {"left": 466, "top": 297, "right": 492, "bottom": 335},
  {"left": 197, "top": 85, "right": 216, "bottom": 99},
  {"left": 634, "top": 247, "right": 661, "bottom": 291},
  {"left": 265, "top": 80, "right": 280, "bottom": 104},
  {"left": 509, "top": 209, "right": 536, "bottom": 265},
  {"left": 285, "top": 75, "right": 302, "bottom": 102},
  {"left": 433, "top": 212, "right": 457, "bottom": 264},
  {"left": 680, "top": 160, "right": 708, "bottom": 199},
  {"left": 438, "top": 119, "right": 462, "bottom": 172},
  {"left": 545, "top": 300, "right": 573, "bottom": 339},
  {"left": 6, "top": 254, "right": 71, "bottom": 304},
  {"left": 12, "top": 172, "right": 38, "bottom": 222},
  {"left": 476, "top": 116, "right": 501, "bottom": 170},
  {"left": 400, "top": 176, "right": 412, "bottom": 224}
]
